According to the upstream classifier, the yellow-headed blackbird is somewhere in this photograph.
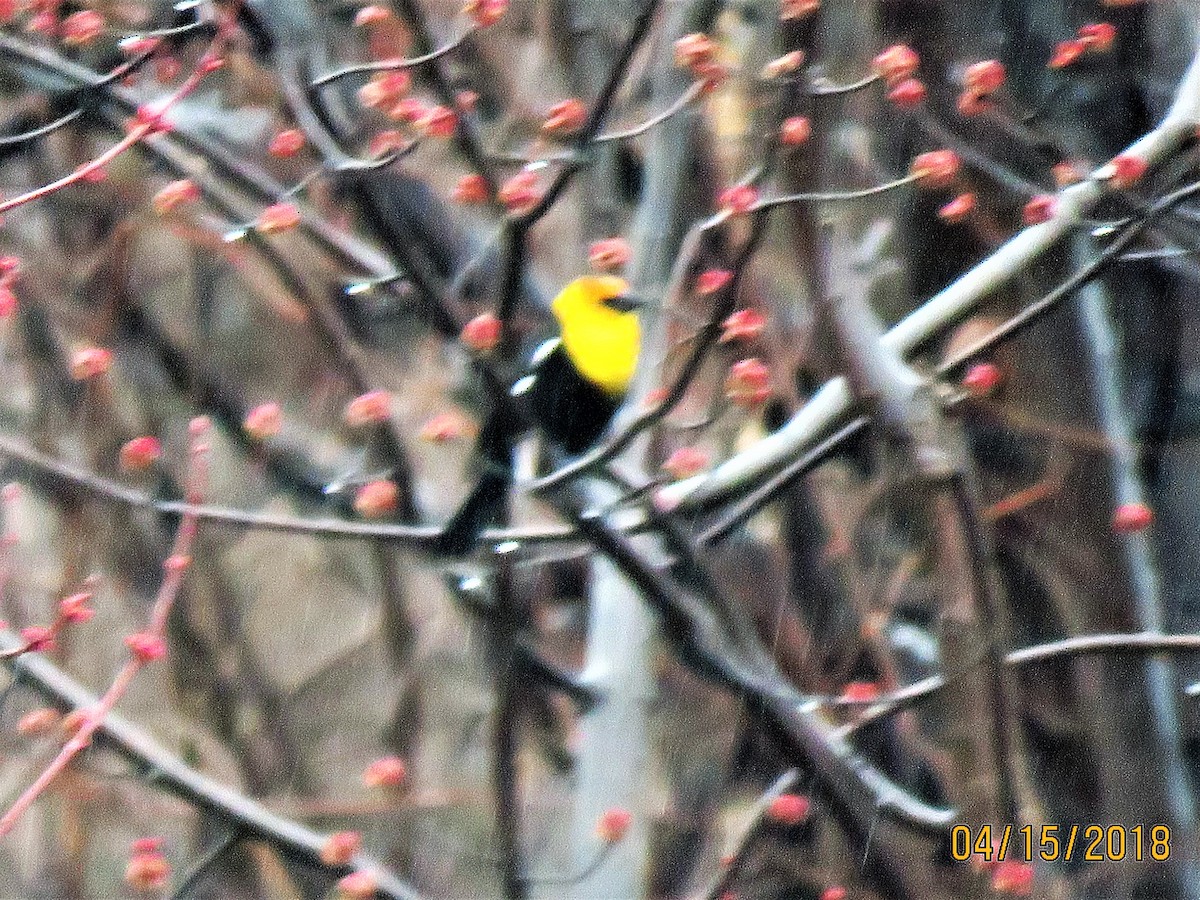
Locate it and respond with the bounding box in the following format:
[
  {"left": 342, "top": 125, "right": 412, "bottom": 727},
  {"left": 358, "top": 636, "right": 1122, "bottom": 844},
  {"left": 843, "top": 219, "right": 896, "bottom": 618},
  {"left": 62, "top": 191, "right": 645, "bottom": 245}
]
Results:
[{"left": 437, "top": 275, "right": 643, "bottom": 553}]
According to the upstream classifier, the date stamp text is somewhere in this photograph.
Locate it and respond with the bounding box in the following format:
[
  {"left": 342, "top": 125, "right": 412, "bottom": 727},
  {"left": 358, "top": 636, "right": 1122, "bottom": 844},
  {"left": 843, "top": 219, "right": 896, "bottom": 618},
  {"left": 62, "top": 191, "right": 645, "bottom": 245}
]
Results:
[{"left": 951, "top": 824, "right": 1170, "bottom": 863}]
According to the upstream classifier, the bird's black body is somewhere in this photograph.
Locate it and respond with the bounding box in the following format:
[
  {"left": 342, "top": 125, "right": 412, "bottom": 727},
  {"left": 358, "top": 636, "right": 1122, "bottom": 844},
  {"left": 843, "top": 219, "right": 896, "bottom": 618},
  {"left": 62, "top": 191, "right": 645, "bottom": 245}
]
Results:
[
  {"left": 513, "top": 338, "right": 622, "bottom": 455},
  {"left": 434, "top": 338, "right": 625, "bottom": 555}
]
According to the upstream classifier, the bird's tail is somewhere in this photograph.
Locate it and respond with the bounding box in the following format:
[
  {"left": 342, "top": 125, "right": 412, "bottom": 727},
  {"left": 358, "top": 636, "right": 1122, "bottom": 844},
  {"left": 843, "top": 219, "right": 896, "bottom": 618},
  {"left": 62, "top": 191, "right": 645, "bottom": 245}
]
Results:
[{"left": 432, "top": 410, "right": 514, "bottom": 556}]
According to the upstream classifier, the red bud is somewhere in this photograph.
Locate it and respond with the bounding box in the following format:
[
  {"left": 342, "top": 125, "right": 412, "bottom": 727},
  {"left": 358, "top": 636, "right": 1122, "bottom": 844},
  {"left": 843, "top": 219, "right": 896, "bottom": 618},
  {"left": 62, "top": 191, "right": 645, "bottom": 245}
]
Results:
[{"left": 1112, "top": 502, "right": 1153, "bottom": 534}]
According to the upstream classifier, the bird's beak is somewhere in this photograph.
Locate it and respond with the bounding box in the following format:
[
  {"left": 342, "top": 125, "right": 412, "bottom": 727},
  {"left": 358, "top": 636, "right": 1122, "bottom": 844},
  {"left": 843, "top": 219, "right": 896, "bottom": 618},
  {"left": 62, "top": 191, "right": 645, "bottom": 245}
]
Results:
[{"left": 602, "top": 293, "right": 646, "bottom": 313}]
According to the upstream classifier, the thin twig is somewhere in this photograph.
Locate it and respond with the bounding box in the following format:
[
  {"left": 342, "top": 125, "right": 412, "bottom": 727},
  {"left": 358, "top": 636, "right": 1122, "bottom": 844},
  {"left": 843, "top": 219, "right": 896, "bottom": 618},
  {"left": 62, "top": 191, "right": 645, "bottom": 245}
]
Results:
[
  {"left": 698, "top": 769, "right": 800, "bottom": 900},
  {"left": 595, "top": 80, "right": 705, "bottom": 143},
  {"left": 0, "top": 421, "right": 209, "bottom": 837},
  {"left": 309, "top": 27, "right": 477, "bottom": 87}
]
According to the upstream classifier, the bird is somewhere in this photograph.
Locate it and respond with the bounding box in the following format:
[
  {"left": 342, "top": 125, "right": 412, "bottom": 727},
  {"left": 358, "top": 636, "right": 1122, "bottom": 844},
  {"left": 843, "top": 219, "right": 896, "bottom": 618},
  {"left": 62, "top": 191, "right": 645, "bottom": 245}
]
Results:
[
  {"left": 435, "top": 275, "right": 643, "bottom": 554},
  {"left": 512, "top": 274, "right": 642, "bottom": 453}
]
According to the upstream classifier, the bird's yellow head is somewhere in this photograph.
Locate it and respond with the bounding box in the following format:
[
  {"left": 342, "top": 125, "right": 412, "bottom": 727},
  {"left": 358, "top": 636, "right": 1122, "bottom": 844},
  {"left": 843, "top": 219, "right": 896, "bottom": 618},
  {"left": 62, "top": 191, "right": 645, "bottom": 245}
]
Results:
[{"left": 550, "top": 275, "right": 642, "bottom": 396}]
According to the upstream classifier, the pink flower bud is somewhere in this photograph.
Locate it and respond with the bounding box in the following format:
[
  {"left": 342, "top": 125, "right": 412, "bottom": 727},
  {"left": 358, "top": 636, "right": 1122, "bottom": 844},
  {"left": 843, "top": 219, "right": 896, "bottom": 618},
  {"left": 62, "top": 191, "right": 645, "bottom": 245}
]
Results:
[
  {"left": 77, "top": 163, "right": 107, "bottom": 184},
  {"left": 461, "top": 313, "right": 502, "bottom": 352},
  {"left": 956, "top": 90, "right": 991, "bottom": 116},
  {"left": 451, "top": 174, "right": 490, "bottom": 206},
  {"left": 542, "top": 98, "right": 588, "bottom": 135},
  {"left": 70, "top": 347, "right": 113, "bottom": 381},
  {"left": 596, "top": 807, "right": 632, "bottom": 843},
  {"left": 120, "top": 436, "right": 162, "bottom": 472},
  {"left": 358, "top": 79, "right": 391, "bottom": 110},
  {"left": 125, "top": 632, "right": 167, "bottom": 663},
  {"left": 1053, "top": 161, "right": 1084, "bottom": 188},
  {"left": 1079, "top": 22, "right": 1117, "bottom": 53},
  {"left": 840, "top": 681, "right": 881, "bottom": 703},
  {"left": 725, "top": 358, "right": 771, "bottom": 407},
  {"left": 337, "top": 872, "right": 378, "bottom": 899},
  {"left": 420, "top": 412, "right": 472, "bottom": 443},
  {"left": 369, "top": 130, "right": 407, "bottom": 157},
  {"left": 61, "top": 10, "right": 105, "bottom": 46},
  {"left": 26, "top": 11, "right": 56, "bottom": 36},
  {"left": 779, "top": 116, "right": 812, "bottom": 146},
  {"left": 132, "top": 104, "right": 171, "bottom": 135},
  {"left": 269, "top": 128, "right": 306, "bottom": 158},
  {"left": 887, "top": 78, "right": 927, "bottom": 108},
  {"left": 820, "top": 888, "right": 848, "bottom": 900},
  {"left": 780, "top": 0, "right": 819, "bottom": 20},
  {"left": 662, "top": 447, "right": 710, "bottom": 480},
  {"left": 991, "top": 860, "right": 1034, "bottom": 895},
  {"left": 362, "top": 755, "right": 407, "bottom": 788},
  {"left": 59, "top": 592, "right": 94, "bottom": 624},
  {"left": 354, "top": 6, "right": 392, "bottom": 27},
  {"left": 321, "top": 831, "right": 362, "bottom": 866},
  {"left": 16, "top": 707, "right": 60, "bottom": 737},
  {"left": 498, "top": 170, "right": 542, "bottom": 213},
  {"left": 910, "top": 150, "right": 960, "bottom": 189},
  {"left": 718, "top": 184, "right": 759, "bottom": 215},
  {"left": 1048, "top": 39, "right": 1086, "bottom": 69},
  {"left": 354, "top": 480, "right": 399, "bottom": 518},
  {"left": 60, "top": 709, "right": 89, "bottom": 740},
  {"left": 455, "top": 90, "right": 479, "bottom": 113},
  {"left": 696, "top": 61, "right": 731, "bottom": 94},
  {"left": 21, "top": 626, "right": 54, "bottom": 652},
  {"left": 464, "top": 0, "right": 508, "bottom": 28},
  {"left": 1021, "top": 194, "right": 1057, "bottom": 226},
  {"left": 256, "top": 202, "right": 301, "bottom": 235},
  {"left": 1112, "top": 502, "right": 1153, "bottom": 534},
  {"left": 674, "top": 33, "right": 716, "bottom": 71},
  {"left": 132, "top": 838, "right": 165, "bottom": 855},
  {"left": 164, "top": 554, "right": 192, "bottom": 574},
  {"left": 766, "top": 793, "right": 810, "bottom": 825},
  {"left": 962, "top": 362, "right": 1003, "bottom": 397},
  {"left": 376, "top": 70, "right": 412, "bottom": 99},
  {"left": 345, "top": 391, "right": 391, "bottom": 428},
  {"left": 872, "top": 44, "right": 919, "bottom": 84},
  {"left": 125, "top": 849, "right": 170, "bottom": 892},
  {"left": 697, "top": 269, "right": 734, "bottom": 296},
  {"left": 964, "top": 60, "right": 1006, "bottom": 95},
  {"left": 152, "top": 179, "right": 200, "bottom": 215},
  {"left": 419, "top": 105, "right": 457, "bottom": 139},
  {"left": 387, "top": 98, "right": 426, "bottom": 123},
  {"left": 720, "top": 308, "right": 766, "bottom": 343},
  {"left": 1107, "top": 154, "right": 1147, "bottom": 189},
  {"left": 938, "top": 192, "right": 977, "bottom": 224},
  {"left": 197, "top": 53, "right": 225, "bottom": 74},
  {"left": 760, "top": 51, "right": 805, "bottom": 79},
  {"left": 588, "top": 237, "right": 632, "bottom": 271},
  {"left": 243, "top": 402, "right": 283, "bottom": 441},
  {"left": 0, "top": 285, "right": 17, "bottom": 317}
]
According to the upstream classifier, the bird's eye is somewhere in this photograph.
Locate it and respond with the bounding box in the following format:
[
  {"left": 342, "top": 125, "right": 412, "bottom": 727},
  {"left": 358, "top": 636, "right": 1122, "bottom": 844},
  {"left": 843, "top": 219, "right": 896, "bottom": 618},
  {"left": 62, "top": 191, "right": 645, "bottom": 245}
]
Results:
[{"left": 601, "top": 294, "right": 645, "bottom": 313}]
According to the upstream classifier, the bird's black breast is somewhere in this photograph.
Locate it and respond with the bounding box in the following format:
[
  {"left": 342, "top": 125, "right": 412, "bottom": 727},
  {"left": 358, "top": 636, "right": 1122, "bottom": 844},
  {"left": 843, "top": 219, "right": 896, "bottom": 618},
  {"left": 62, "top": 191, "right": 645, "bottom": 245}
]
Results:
[{"left": 513, "top": 340, "right": 622, "bottom": 454}]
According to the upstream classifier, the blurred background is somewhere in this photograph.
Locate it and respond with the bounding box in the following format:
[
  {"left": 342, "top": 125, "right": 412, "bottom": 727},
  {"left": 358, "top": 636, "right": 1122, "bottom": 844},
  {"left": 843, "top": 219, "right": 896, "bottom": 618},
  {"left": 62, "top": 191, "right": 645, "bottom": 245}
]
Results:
[{"left": 0, "top": 1, "right": 1195, "bottom": 898}]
